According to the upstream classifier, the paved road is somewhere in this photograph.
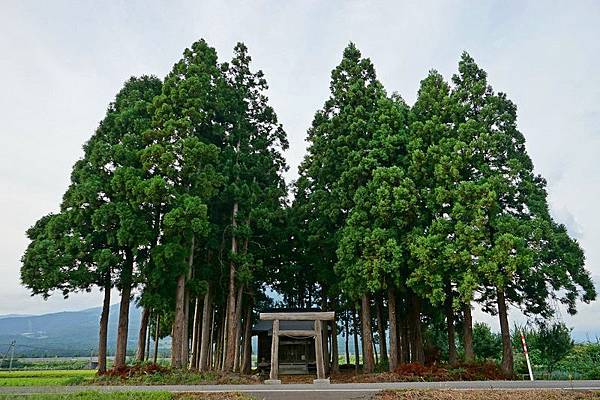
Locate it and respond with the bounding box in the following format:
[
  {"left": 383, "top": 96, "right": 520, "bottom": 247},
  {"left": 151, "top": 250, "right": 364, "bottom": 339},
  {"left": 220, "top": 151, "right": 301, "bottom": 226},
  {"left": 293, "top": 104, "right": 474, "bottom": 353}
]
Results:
[{"left": 2, "top": 381, "right": 600, "bottom": 400}]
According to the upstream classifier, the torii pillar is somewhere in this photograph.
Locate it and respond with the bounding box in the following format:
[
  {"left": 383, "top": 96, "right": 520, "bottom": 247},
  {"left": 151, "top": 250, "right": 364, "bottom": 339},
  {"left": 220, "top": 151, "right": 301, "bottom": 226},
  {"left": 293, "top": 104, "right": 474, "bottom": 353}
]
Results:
[{"left": 260, "top": 311, "right": 335, "bottom": 385}]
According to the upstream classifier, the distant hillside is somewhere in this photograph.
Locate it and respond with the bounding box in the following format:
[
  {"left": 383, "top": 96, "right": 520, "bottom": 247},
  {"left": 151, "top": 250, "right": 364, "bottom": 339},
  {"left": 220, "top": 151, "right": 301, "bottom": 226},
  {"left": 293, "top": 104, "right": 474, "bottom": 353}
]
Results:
[
  {"left": 0, "top": 304, "right": 143, "bottom": 357},
  {"left": 0, "top": 305, "right": 359, "bottom": 359},
  {"left": 0, "top": 314, "right": 32, "bottom": 320}
]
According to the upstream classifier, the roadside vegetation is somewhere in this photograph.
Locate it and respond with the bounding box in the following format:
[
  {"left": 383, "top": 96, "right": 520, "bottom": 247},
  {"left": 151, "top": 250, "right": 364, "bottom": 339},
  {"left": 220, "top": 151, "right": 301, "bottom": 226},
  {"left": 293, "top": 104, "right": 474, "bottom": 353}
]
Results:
[
  {"left": 555, "top": 342, "right": 600, "bottom": 380},
  {"left": 0, "top": 359, "right": 91, "bottom": 371}
]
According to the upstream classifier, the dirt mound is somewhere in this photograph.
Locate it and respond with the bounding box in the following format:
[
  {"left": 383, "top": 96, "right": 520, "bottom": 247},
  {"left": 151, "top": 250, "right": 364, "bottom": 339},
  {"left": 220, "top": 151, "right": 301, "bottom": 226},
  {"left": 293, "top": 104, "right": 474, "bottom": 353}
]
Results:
[{"left": 338, "top": 362, "right": 507, "bottom": 383}]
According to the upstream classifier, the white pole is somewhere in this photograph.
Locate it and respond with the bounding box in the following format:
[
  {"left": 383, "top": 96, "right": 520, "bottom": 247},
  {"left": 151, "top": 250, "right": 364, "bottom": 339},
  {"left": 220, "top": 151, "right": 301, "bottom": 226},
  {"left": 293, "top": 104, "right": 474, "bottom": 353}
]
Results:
[{"left": 520, "top": 330, "right": 534, "bottom": 381}]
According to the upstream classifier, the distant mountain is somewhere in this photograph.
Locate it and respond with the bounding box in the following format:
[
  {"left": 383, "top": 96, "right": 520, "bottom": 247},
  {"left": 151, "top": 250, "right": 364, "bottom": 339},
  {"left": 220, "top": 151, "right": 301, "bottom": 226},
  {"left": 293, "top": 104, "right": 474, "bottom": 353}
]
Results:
[
  {"left": 0, "top": 304, "right": 361, "bottom": 359},
  {"left": 0, "top": 304, "right": 143, "bottom": 357},
  {"left": 0, "top": 314, "right": 32, "bottom": 320}
]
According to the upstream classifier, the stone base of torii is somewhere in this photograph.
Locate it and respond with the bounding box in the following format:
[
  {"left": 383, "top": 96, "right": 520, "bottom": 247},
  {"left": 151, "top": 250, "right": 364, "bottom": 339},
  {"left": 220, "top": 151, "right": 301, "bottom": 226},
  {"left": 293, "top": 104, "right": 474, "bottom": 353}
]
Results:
[{"left": 259, "top": 311, "right": 335, "bottom": 385}]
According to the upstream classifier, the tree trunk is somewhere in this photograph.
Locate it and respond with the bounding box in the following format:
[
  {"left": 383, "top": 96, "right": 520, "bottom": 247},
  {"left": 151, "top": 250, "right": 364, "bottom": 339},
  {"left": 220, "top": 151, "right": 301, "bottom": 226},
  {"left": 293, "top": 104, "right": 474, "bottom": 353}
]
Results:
[
  {"left": 182, "top": 290, "right": 190, "bottom": 366},
  {"left": 376, "top": 297, "right": 388, "bottom": 366},
  {"left": 331, "top": 318, "right": 339, "bottom": 373},
  {"left": 171, "top": 272, "right": 186, "bottom": 368},
  {"left": 209, "top": 308, "right": 216, "bottom": 370},
  {"left": 241, "top": 297, "right": 253, "bottom": 374},
  {"left": 114, "top": 251, "right": 133, "bottom": 369},
  {"left": 360, "top": 293, "right": 375, "bottom": 373},
  {"left": 172, "top": 237, "right": 194, "bottom": 369},
  {"left": 463, "top": 303, "right": 474, "bottom": 363},
  {"left": 145, "top": 312, "right": 151, "bottom": 361},
  {"left": 97, "top": 277, "right": 111, "bottom": 373},
  {"left": 409, "top": 292, "right": 424, "bottom": 364},
  {"left": 199, "top": 285, "right": 212, "bottom": 372},
  {"left": 189, "top": 297, "right": 201, "bottom": 369},
  {"left": 497, "top": 287, "right": 514, "bottom": 376},
  {"left": 233, "top": 284, "right": 244, "bottom": 372},
  {"left": 153, "top": 314, "right": 160, "bottom": 364},
  {"left": 344, "top": 313, "right": 350, "bottom": 365},
  {"left": 387, "top": 286, "right": 398, "bottom": 371},
  {"left": 136, "top": 307, "right": 150, "bottom": 362},
  {"left": 217, "top": 312, "right": 226, "bottom": 370},
  {"left": 195, "top": 315, "right": 202, "bottom": 369},
  {"left": 321, "top": 289, "right": 329, "bottom": 374},
  {"left": 445, "top": 286, "right": 457, "bottom": 366},
  {"left": 400, "top": 312, "right": 410, "bottom": 364},
  {"left": 215, "top": 318, "right": 221, "bottom": 370},
  {"left": 373, "top": 339, "right": 378, "bottom": 365},
  {"left": 353, "top": 309, "right": 360, "bottom": 371},
  {"left": 182, "top": 237, "right": 195, "bottom": 367},
  {"left": 223, "top": 202, "right": 239, "bottom": 372},
  {"left": 214, "top": 317, "right": 221, "bottom": 371}
]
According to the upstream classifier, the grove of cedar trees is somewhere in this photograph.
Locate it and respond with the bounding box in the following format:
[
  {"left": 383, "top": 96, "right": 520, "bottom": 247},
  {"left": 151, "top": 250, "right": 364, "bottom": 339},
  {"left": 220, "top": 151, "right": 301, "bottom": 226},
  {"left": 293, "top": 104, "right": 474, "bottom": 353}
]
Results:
[{"left": 21, "top": 40, "right": 596, "bottom": 377}]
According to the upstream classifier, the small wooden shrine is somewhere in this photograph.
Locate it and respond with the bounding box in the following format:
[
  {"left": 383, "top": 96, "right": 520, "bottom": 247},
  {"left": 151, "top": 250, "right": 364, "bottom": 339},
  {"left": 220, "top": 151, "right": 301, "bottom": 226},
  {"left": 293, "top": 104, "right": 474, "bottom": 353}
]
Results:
[{"left": 254, "top": 311, "right": 335, "bottom": 384}]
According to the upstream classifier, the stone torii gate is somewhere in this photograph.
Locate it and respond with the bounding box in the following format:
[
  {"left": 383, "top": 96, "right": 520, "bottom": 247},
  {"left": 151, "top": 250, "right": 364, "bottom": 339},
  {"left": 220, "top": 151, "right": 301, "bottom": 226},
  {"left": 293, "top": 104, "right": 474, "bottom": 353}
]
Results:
[{"left": 260, "top": 311, "right": 335, "bottom": 384}]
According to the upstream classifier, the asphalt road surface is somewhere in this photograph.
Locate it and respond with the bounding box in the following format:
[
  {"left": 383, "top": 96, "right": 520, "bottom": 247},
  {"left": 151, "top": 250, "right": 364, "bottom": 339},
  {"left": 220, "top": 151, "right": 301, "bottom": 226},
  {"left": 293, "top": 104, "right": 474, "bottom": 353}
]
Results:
[{"left": 2, "top": 381, "right": 600, "bottom": 400}]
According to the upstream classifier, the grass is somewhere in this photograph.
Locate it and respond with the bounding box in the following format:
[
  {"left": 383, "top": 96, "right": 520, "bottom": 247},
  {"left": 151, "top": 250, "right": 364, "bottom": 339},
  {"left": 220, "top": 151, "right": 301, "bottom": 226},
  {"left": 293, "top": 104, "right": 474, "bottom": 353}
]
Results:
[
  {"left": 0, "top": 392, "right": 255, "bottom": 400},
  {"left": 176, "top": 395, "right": 255, "bottom": 400},
  {"left": 0, "top": 367, "right": 256, "bottom": 387},
  {"left": 0, "top": 392, "right": 171, "bottom": 400},
  {"left": 376, "top": 390, "right": 600, "bottom": 400},
  {"left": 0, "top": 370, "right": 96, "bottom": 386}
]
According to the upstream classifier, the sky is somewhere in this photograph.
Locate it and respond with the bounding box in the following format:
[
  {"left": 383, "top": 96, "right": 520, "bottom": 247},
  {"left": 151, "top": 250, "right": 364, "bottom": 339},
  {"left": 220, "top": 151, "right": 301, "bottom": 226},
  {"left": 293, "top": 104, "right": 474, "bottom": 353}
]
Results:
[{"left": 1, "top": 1, "right": 599, "bottom": 339}]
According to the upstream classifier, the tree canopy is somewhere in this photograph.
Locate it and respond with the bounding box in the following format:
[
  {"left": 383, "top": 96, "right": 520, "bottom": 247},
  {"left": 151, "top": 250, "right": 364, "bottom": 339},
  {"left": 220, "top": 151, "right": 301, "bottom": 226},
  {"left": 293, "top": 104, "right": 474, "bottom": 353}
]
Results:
[{"left": 21, "top": 40, "right": 595, "bottom": 377}]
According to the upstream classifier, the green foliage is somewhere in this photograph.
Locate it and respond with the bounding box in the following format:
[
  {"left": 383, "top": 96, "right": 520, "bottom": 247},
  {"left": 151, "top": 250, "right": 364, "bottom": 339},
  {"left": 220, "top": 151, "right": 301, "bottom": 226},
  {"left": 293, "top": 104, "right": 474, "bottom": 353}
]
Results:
[
  {"left": 21, "top": 75, "right": 163, "bottom": 300},
  {"left": 296, "top": 42, "right": 409, "bottom": 301},
  {"left": 556, "top": 342, "right": 600, "bottom": 379},
  {"left": 472, "top": 323, "right": 502, "bottom": 361},
  {"left": 512, "top": 322, "right": 575, "bottom": 375},
  {"left": 536, "top": 322, "right": 574, "bottom": 372},
  {"left": 337, "top": 166, "right": 415, "bottom": 297}
]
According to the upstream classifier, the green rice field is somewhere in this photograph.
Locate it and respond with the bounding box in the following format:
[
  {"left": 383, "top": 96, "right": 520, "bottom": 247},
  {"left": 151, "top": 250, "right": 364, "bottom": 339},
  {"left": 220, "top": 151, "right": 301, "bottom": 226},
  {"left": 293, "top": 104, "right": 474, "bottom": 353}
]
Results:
[{"left": 0, "top": 370, "right": 96, "bottom": 386}]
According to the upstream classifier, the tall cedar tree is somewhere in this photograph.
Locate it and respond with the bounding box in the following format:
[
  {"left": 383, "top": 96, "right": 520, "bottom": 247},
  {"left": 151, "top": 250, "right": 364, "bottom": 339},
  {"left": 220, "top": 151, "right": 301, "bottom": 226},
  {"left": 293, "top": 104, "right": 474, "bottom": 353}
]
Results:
[
  {"left": 335, "top": 94, "right": 410, "bottom": 371},
  {"left": 220, "top": 43, "right": 288, "bottom": 371},
  {"left": 70, "top": 76, "right": 161, "bottom": 369},
  {"left": 449, "top": 53, "right": 596, "bottom": 374},
  {"left": 296, "top": 43, "right": 389, "bottom": 372},
  {"left": 143, "top": 39, "right": 224, "bottom": 368},
  {"left": 22, "top": 76, "right": 162, "bottom": 371},
  {"left": 406, "top": 71, "right": 476, "bottom": 365}
]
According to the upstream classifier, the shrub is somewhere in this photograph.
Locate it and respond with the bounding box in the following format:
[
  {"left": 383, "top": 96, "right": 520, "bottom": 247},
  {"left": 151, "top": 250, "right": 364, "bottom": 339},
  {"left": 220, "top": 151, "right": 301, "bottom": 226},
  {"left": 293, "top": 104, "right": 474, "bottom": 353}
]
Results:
[
  {"left": 555, "top": 342, "right": 600, "bottom": 379},
  {"left": 473, "top": 323, "right": 502, "bottom": 361}
]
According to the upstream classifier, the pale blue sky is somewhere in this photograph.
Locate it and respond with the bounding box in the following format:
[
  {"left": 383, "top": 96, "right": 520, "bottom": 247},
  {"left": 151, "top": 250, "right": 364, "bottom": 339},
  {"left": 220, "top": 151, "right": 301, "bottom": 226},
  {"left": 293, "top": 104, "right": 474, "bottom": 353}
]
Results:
[{"left": 1, "top": 1, "right": 599, "bottom": 339}]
